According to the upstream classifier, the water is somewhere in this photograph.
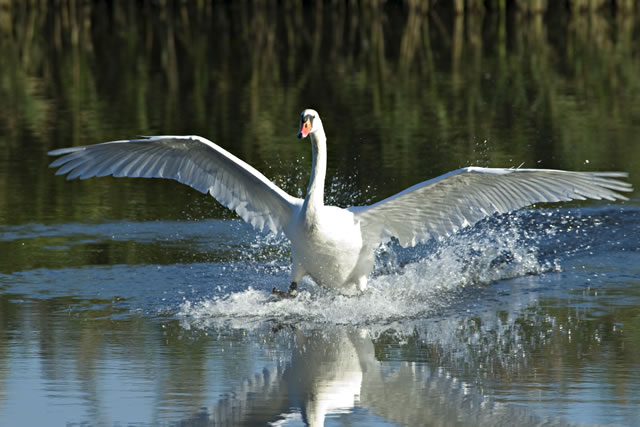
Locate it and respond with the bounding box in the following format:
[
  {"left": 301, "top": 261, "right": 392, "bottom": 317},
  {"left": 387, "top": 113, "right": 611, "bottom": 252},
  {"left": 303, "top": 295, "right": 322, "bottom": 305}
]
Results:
[
  {"left": 2, "top": 210, "right": 639, "bottom": 426},
  {"left": 1, "top": 2, "right": 640, "bottom": 426}
]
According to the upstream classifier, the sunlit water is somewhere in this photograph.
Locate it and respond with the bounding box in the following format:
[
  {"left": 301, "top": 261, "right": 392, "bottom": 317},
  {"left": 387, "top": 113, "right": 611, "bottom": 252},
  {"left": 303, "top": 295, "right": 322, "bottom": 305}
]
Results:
[{"left": 1, "top": 203, "right": 639, "bottom": 426}]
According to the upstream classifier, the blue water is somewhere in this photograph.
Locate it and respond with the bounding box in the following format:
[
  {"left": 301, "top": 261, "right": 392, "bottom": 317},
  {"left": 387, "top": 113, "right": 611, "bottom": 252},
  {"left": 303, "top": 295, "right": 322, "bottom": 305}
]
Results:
[{"left": 1, "top": 204, "right": 639, "bottom": 426}]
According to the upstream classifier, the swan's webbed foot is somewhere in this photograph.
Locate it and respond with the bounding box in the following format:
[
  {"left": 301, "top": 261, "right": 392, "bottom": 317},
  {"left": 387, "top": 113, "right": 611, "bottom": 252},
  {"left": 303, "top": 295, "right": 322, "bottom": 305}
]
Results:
[{"left": 272, "top": 282, "right": 298, "bottom": 299}]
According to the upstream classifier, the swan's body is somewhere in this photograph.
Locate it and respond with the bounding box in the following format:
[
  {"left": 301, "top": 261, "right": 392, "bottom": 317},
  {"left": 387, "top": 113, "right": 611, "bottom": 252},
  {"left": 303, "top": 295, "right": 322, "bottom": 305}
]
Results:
[
  {"left": 49, "top": 109, "right": 632, "bottom": 294},
  {"left": 288, "top": 203, "right": 372, "bottom": 293}
]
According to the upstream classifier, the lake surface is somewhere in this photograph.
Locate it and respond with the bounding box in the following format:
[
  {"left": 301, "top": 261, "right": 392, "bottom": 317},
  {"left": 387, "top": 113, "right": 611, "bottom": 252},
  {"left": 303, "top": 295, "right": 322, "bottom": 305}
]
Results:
[{"left": 1, "top": 2, "right": 640, "bottom": 426}]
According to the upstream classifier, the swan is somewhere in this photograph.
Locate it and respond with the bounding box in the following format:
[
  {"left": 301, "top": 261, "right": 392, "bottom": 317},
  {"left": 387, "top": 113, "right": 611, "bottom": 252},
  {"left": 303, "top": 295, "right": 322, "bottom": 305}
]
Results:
[{"left": 49, "top": 109, "right": 632, "bottom": 295}]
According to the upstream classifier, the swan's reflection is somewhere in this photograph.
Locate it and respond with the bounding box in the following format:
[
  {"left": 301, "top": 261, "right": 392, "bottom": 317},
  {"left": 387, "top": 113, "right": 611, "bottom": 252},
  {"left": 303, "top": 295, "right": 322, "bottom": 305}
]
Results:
[
  {"left": 284, "top": 329, "right": 372, "bottom": 426},
  {"left": 203, "top": 328, "right": 547, "bottom": 427}
]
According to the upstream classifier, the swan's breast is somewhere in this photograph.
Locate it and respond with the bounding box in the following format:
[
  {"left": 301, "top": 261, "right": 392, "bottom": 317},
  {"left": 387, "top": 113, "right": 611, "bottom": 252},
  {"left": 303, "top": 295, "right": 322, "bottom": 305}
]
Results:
[
  {"left": 289, "top": 205, "right": 364, "bottom": 287},
  {"left": 307, "top": 206, "right": 362, "bottom": 251}
]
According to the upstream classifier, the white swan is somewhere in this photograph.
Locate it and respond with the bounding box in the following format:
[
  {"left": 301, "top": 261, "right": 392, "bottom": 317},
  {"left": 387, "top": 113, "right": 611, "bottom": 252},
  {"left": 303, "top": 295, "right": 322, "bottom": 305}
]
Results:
[{"left": 49, "top": 109, "right": 632, "bottom": 295}]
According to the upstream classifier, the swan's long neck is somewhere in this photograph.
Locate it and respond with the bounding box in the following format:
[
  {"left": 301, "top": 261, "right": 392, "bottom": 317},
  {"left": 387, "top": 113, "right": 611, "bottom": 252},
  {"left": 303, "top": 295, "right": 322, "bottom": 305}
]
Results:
[{"left": 304, "top": 126, "right": 327, "bottom": 212}]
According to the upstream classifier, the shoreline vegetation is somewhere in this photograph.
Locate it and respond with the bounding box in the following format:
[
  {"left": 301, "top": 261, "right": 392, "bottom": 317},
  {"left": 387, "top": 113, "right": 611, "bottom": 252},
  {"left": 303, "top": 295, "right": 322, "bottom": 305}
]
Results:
[{"left": 0, "top": 1, "right": 638, "bottom": 224}]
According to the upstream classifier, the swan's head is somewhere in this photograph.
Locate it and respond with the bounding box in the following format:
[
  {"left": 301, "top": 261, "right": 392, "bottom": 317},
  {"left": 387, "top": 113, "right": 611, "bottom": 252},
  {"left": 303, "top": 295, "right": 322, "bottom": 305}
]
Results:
[{"left": 297, "top": 109, "right": 321, "bottom": 139}]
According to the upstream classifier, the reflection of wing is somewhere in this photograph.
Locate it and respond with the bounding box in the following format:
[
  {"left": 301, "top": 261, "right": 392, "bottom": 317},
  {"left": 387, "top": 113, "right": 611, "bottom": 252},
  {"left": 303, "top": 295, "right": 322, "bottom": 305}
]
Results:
[
  {"left": 312, "top": 330, "right": 558, "bottom": 426},
  {"left": 49, "top": 136, "right": 303, "bottom": 234},
  {"left": 360, "top": 362, "right": 553, "bottom": 426},
  {"left": 350, "top": 167, "right": 632, "bottom": 246},
  {"left": 347, "top": 331, "right": 556, "bottom": 426},
  {"left": 208, "top": 364, "right": 291, "bottom": 426}
]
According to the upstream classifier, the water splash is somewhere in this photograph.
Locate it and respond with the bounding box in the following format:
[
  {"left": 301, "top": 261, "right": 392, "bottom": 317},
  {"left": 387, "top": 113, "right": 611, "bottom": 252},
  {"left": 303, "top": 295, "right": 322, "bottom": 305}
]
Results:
[{"left": 178, "top": 211, "right": 558, "bottom": 331}]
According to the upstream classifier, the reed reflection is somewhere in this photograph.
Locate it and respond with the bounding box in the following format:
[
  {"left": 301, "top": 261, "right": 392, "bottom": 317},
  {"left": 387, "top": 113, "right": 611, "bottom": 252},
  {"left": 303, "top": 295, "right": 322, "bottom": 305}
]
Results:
[{"left": 1, "top": 2, "right": 639, "bottom": 226}]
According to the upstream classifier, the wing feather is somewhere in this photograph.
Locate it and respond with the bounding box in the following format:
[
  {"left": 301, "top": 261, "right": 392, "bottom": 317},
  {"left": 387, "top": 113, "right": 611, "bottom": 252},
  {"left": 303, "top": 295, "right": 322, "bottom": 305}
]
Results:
[
  {"left": 350, "top": 167, "right": 632, "bottom": 247},
  {"left": 49, "top": 135, "right": 302, "bottom": 234}
]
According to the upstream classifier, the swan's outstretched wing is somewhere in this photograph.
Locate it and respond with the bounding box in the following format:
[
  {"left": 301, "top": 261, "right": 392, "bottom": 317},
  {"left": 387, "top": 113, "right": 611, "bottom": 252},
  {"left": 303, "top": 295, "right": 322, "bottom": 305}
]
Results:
[
  {"left": 349, "top": 167, "right": 632, "bottom": 247},
  {"left": 49, "top": 135, "right": 302, "bottom": 234}
]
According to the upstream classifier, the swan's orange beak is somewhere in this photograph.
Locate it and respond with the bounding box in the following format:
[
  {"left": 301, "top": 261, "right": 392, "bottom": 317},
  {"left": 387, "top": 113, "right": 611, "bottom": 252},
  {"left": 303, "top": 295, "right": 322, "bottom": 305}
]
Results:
[{"left": 297, "top": 118, "right": 312, "bottom": 139}]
